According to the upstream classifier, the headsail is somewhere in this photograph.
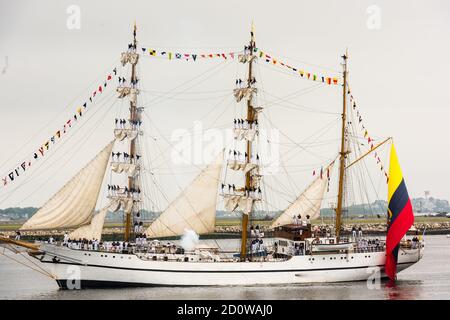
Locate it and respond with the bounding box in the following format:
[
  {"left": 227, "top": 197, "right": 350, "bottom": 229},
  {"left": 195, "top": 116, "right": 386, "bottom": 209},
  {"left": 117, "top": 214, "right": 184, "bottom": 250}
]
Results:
[
  {"left": 20, "top": 142, "right": 114, "bottom": 230},
  {"left": 145, "top": 151, "right": 224, "bottom": 238},
  {"left": 270, "top": 161, "right": 334, "bottom": 228},
  {"left": 68, "top": 200, "right": 118, "bottom": 241}
]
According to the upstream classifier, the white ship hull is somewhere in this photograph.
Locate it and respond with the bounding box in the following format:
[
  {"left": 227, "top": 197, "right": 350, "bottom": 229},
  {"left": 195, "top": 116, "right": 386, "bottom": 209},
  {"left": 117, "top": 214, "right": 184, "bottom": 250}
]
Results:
[{"left": 33, "top": 244, "right": 423, "bottom": 289}]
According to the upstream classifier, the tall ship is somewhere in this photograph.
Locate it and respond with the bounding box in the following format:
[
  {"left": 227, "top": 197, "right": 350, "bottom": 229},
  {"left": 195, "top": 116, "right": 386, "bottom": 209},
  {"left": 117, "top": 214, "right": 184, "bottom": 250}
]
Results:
[{"left": 0, "top": 25, "right": 423, "bottom": 288}]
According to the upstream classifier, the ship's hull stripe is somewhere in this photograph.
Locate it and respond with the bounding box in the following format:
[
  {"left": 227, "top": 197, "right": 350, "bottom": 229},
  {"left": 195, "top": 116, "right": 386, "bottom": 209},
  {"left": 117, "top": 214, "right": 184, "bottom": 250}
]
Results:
[{"left": 41, "top": 259, "right": 412, "bottom": 273}]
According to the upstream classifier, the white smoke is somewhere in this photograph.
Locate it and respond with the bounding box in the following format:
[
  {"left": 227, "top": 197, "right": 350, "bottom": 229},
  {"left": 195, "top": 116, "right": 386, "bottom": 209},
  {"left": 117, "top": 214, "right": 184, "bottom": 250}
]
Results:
[{"left": 180, "top": 229, "right": 199, "bottom": 251}]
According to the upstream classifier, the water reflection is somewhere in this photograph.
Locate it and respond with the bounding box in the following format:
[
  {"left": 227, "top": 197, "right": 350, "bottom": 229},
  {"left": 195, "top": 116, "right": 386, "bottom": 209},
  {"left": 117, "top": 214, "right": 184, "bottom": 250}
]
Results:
[{"left": 0, "top": 235, "right": 449, "bottom": 300}]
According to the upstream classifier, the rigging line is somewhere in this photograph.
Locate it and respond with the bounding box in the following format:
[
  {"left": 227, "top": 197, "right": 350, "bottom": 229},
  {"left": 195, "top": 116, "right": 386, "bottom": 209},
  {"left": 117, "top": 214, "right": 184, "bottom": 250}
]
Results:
[
  {"left": 263, "top": 177, "right": 297, "bottom": 203},
  {"left": 0, "top": 58, "right": 119, "bottom": 171},
  {"left": 348, "top": 105, "right": 383, "bottom": 205},
  {"left": 269, "top": 115, "right": 339, "bottom": 164},
  {"left": 140, "top": 88, "right": 232, "bottom": 95},
  {"left": 260, "top": 87, "right": 339, "bottom": 115},
  {"left": 139, "top": 91, "right": 231, "bottom": 102},
  {"left": 13, "top": 104, "right": 114, "bottom": 209},
  {"left": 142, "top": 128, "right": 204, "bottom": 236},
  {"left": 0, "top": 94, "right": 116, "bottom": 207},
  {"left": 137, "top": 60, "right": 230, "bottom": 106},
  {"left": 142, "top": 95, "right": 233, "bottom": 169},
  {"left": 144, "top": 111, "right": 226, "bottom": 186},
  {"left": 260, "top": 82, "right": 322, "bottom": 104},
  {"left": 279, "top": 156, "right": 299, "bottom": 197},
  {"left": 144, "top": 113, "right": 224, "bottom": 230},
  {"left": 258, "top": 48, "right": 341, "bottom": 74},
  {"left": 257, "top": 59, "right": 339, "bottom": 84},
  {"left": 139, "top": 59, "right": 235, "bottom": 108},
  {"left": 9, "top": 246, "right": 56, "bottom": 278},
  {"left": 281, "top": 118, "right": 340, "bottom": 163},
  {"left": 0, "top": 86, "right": 117, "bottom": 179},
  {"left": 0, "top": 90, "right": 116, "bottom": 199},
  {"left": 0, "top": 105, "right": 114, "bottom": 208},
  {"left": 0, "top": 250, "right": 55, "bottom": 279}
]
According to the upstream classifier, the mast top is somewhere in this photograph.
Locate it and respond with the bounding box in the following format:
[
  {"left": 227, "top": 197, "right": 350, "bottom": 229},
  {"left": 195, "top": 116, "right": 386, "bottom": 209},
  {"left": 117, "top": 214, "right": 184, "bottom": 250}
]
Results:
[
  {"left": 250, "top": 21, "right": 255, "bottom": 42},
  {"left": 133, "top": 22, "right": 137, "bottom": 46}
]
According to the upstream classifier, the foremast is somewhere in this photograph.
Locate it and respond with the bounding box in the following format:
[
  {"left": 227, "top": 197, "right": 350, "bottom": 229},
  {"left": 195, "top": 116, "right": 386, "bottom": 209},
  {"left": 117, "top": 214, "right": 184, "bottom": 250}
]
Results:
[
  {"left": 221, "top": 24, "right": 261, "bottom": 261},
  {"left": 125, "top": 24, "right": 139, "bottom": 242},
  {"left": 335, "top": 51, "right": 348, "bottom": 242},
  {"left": 109, "top": 24, "right": 142, "bottom": 242}
]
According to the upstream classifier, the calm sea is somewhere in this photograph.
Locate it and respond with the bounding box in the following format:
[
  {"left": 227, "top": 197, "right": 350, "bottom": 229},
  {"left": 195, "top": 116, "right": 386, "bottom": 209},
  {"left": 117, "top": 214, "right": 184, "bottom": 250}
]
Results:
[{"left": 1, "top": 235, "right": 449, "bottom": 300}]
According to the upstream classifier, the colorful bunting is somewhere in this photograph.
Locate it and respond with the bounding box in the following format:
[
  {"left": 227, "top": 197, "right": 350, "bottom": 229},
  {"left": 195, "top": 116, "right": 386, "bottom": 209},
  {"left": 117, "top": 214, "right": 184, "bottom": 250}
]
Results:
[
  {"left": 140, "top": 47, "right": 240, "bottom": 61},
  {"left": 1, "top": 68, "right": 117, "bottom": 188},
  {"left": 349, "top": 88, "right": 389, "bottom": 182},
  {"left": 258, "top": 50, "right": 341, "bottom": 85}
]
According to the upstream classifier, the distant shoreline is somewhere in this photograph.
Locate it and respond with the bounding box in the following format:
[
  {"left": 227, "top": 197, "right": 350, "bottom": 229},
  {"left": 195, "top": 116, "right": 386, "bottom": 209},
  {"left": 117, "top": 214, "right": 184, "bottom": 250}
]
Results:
[{"left": 1, "top": 217, "right": 449, "bottom": 240}]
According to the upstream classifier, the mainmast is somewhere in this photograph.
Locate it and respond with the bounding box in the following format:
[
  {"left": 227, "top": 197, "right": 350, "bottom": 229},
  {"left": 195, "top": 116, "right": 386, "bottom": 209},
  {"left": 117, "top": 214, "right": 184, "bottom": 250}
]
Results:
[
  {"left": 124, "top": 24, "right": 140, "bottom": 242},
  {"left": 335, "top": 50, "right": 348, "bottom": 242},
  {"left": 239, "top": 25, "right": 256, "bottom": 261}
]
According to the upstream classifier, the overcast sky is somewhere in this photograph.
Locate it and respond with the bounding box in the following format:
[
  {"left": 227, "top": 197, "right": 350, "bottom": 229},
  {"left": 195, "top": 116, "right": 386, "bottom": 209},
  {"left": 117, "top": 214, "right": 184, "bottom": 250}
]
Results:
[{"left": 0, "top": 0, "right": 449, "bottom": 210}]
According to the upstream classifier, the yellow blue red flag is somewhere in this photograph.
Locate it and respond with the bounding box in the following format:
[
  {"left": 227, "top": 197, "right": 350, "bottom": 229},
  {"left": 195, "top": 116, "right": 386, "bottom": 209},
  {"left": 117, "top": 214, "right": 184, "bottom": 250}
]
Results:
[{"left": 385, "top": 143, "right": 414, "bottom": 280}]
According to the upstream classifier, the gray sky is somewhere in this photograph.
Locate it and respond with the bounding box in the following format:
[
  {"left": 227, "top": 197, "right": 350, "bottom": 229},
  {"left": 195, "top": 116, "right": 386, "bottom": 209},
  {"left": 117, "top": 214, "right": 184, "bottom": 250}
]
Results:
[{"left": 0, "top": 0, "right": 449, "bottom": 210}]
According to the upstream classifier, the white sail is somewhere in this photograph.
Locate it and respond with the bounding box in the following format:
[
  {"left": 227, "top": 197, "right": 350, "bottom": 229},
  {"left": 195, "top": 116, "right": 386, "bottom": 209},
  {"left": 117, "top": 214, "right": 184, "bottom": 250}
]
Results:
[
  {"left": 20, "top": 142, "right": 114, "bottom": 230},
  {"left": 270, "top": 161, "right": 334, "bottom": 228},
  {"left": 145, "top": 151, "right": 224, "bottom": 238},
  {"left": 68, "top": 204, "right": 109, "bottom": 241}
]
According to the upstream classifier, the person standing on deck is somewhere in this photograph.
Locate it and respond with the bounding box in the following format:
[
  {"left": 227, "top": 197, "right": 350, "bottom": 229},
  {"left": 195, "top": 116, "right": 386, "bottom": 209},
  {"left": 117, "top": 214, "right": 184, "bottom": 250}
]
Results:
[{"left": 352, "top": 226, "right": 357, "bottom": 240}]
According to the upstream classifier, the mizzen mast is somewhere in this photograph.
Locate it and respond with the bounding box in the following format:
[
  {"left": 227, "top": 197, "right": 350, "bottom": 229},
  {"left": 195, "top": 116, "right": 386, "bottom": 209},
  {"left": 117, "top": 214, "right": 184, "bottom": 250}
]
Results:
[{"left": 335, "top": 50, "right": 348, "bottom": 242}]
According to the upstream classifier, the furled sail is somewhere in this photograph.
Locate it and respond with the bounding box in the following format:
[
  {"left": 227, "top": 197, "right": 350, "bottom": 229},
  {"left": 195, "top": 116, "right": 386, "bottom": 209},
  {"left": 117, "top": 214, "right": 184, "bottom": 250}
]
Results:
[
  {"left": 223, "top": 194, "right": 258, "bottom": 214},
  {"left": 227, "top": 160, "right": 258, "bottom": 174},
  {"left": 111, "top": 162, "right": 139, "bottom": 177},
  {"left": 270, "top": 161, "right": 334, "bottom": 228},
  {"left": 234, "top": 127, "right": 257, "bottom": 141},
  {"left": 145, "top": 151, "right": 224, "bottom": 238},
  {"left": 114, "top": 129, "right": 139, "bottom": 141},
  {"left": 233, "top": 87, "right": 257, "bottom": 103},
  {"left": 120, "top": 52, "right": 139, "bottom": 66},
  {"left": 20, "top": 142, "right": 114, "bottom": 230},
  {"left": 117, "top": 87, "right": 139, "bottom": 104}
]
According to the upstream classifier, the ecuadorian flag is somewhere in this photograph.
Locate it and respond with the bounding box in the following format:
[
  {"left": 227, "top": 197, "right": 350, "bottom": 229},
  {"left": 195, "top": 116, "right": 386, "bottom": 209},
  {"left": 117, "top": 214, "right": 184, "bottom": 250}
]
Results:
[{"left": 385, "top": 144, "right": 414, "bottom": 280}]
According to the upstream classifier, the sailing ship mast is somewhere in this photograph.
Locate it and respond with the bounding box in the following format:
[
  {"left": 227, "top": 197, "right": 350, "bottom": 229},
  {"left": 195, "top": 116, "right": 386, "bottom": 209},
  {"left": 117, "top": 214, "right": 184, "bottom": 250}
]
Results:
[
  {"left": 335, "top": 50, "right": 348, "bottom": 242},
  {"left": 239, "top": 25, "right": 256, "bottom": 260},
  {"left": 125, "top": 24, "right": 139, "bottom": 242}
]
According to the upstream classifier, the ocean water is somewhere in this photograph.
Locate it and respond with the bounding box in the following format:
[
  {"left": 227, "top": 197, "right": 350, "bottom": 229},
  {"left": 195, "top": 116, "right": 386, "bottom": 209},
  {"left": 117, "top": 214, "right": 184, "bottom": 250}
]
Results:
[{"left": 0, "top": 235, "right": 449, "bottom": 300}]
